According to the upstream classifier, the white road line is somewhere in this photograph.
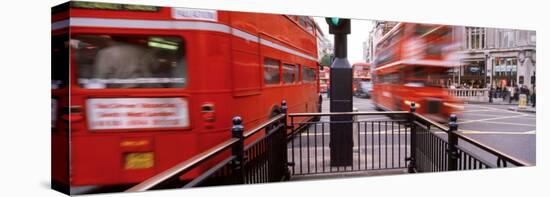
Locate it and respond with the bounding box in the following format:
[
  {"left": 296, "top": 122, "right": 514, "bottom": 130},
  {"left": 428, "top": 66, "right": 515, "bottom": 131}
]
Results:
[
  {"left": 458, "top": 114, "right": 528, "bottom": 124},
  {"left": 474, "top": 105, "right": 525, "bottom": 115},
  {"left": 462, "top": 109, "right": 492, "bottom": 113},
  {"left": 300, "top": 130, "right": 411, "bottom": 136},
  {"left": 459, "top": 129, "right": 536, "bottom": 135},
  {"left": 460, "top": 113, "right": 503, "bottom": 117},
  {"left": 481, "top": 121, "right": 536, "bottom": 127}
]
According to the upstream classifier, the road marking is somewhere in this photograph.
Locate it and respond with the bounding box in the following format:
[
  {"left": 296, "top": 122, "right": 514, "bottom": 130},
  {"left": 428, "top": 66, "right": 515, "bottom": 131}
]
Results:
[
  {"left": 459, "top": 129, "right": 535, "bottom": 135},
  {"left": 462, "top": 109, "right": 492, "bottom": 113},
  {"left": 481, "top": 121, "right": 536, "bottom": 127},
  {"left": 474, "top": 105, "right": 526, "bottom": 115},
  {"left": 458, "top": 114, "right": 528, "bottom": 124},
  {"left": 300, "top": 129, "right": 411, "bottom": 136},
  {"left": 460, "top": 113, "right": 503, "bottom": 117}
]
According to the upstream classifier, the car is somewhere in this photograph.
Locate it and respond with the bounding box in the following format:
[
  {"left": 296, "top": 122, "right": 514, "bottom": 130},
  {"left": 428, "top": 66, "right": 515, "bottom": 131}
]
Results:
[{"left": 354, "top": 80, "right": 373, "bottom": 98}]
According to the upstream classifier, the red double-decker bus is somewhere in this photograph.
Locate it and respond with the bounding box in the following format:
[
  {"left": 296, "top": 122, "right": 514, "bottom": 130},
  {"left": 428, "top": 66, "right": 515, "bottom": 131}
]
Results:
[
  {"left": 52, "top": 2, "right": 321, "bottom": 188},
  {"left": 371, "top": 22, "right": 462, "bottom": 122},
  {"left": 352, "top": 63, "right": 372, "bottom": 98}
]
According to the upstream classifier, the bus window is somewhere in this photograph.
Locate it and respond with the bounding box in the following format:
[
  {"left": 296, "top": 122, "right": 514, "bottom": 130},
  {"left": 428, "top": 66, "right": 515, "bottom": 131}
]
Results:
[
  {"left": 52, "top": 34, "right": 69, "bottom": 89},
  {"left": 302, "top": 67, "right": 316, "bottom": 83},
  {"left": 73, "top": 35, "right": 187, "bottom": 89},
  {"left": 264, "top": 58, "right": 280, "bottom": 85},
  {"left": 282, "top": 64, "right": 298, "bottom": 84}
]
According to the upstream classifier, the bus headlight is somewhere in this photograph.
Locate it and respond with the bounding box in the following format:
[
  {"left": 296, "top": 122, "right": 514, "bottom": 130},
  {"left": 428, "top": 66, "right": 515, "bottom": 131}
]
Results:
[{"left": 443, "top": 102, "right": 464, "bottom": 110}]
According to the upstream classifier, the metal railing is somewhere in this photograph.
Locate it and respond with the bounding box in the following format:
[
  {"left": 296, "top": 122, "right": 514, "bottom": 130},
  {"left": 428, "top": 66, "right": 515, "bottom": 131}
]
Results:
[
  {"left": 286, "top": 103, "right": 529, "bottom": 177},
  {"left": 448, "top": 88, "right": 489, "bottom": 102},
  {"left": 125, "top": 101, "right": 289, "bottom": 192},
  {"left": 126, "top": 100, "right": 530, "bottom": 192},
  {"left": 408, "top": 103, "right": 530, "bottom": 172},
  {"left": 287, "top": 111, "right": 411, "bottom": 175}
]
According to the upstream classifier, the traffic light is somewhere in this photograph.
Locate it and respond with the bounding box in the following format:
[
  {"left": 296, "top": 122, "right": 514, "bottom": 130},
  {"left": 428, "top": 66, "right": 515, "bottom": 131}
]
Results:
[{"left": 326, "top": 17, "right": 350, "bottom": 34}]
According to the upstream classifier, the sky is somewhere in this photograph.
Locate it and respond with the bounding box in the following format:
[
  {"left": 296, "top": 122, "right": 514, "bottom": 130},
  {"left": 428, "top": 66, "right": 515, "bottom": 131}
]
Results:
[{"left": 314, "top": 17, "right": 374, "bottom": 64}]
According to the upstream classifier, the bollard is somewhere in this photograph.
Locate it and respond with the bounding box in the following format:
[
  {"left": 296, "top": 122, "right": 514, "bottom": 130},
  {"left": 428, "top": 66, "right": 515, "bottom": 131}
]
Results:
[
  {"left": 447, "top": 114, "right": 458, "bottom": 171},
  {"left": 407, "top": 102, "right": 417, "bottom": 173},
  {"left": 231, "top": 116, "right": 245, "bottom": 184}
]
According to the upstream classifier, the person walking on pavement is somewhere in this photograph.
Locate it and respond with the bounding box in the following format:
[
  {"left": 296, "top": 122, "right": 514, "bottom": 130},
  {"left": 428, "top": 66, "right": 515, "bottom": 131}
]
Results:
[
  {"left": 513, "top": 85, "right": 519, "bottom": 102},
  {"left": 531, "top": 87, "right": 536, "bottom": 107},
  {"left": 508, "top": 86, "right": 514, "bottom": 103}
]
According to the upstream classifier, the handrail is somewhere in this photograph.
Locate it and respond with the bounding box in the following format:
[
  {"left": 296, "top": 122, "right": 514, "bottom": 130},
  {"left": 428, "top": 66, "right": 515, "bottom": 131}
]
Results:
[
  {"left": 244, "top": 113, "right": 285, "bottom": 138},
  {"left": 126, "top": 113, "right": 287, "bottom": 192},
  {"left": 126, "top": 138, "right": 239, "bottom": 192},
  {"left": 455, "top": 133, "right": 530, "bottom": 166},
  {"left": 412, "top": 112, "right": 448, "bottom": 132},
  {"left": 289, "top": 111, "right": 409, "bottom": 117},
  {"left": 411, "top": 112, "right": 529, "bottom": 167}
]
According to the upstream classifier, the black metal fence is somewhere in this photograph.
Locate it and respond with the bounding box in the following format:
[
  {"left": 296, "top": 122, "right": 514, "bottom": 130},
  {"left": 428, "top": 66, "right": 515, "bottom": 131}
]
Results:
[
  {"left": 286, "top": 102, "right": 529, "bottom": 177},
  {"left": 125, "top": 101, "right": 289, "bottom": 192},
  {"left": 126, "top": 100, "right": 530, "bottom": 192},
  {"left": 408, "top": 103, "right": 530, "bottom": 173},
  {"left": 287, "top": 112, "right": 411, "bottom": 175}
]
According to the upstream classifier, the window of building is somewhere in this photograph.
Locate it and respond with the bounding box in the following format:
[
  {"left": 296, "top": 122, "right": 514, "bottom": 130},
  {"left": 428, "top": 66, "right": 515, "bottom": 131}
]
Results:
[
  {"left": 466, "top": 27, "right": 486, "bottom": 50},
  {"left": 494, "top": 57, "right": 517, "bottom": 77},
  {"left": 282, "top": 64, "right": 298, "bottom": 84},
  {"left": 264, "top": 58, "right": 281, "bottom": 85},
  {"left": 73, "top": 35, "right": 187, "bottom": 89},
  {"left": 302, "top": 66, "right": 316, "bottom": 83},
  {"left": 498, "top": 30, "right": 516, "bottom": 48}
]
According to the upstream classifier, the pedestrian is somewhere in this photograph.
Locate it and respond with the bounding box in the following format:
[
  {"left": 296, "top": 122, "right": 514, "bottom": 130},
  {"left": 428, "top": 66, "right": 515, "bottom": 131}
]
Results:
[
  {"left": 514, "top": 86, "right": 519, "bottom": 102},
  {"left": 531, "top": 88, "right": 536, "bottom": 107},
  {"left": 508, "top": 86, "right": 514, "bottom": 103}
]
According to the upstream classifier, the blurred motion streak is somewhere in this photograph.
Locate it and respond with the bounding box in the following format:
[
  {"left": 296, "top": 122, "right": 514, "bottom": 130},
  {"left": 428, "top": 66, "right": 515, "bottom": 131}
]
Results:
[{"left": 371, "top": 23, "right": 463, "bottom": 122}]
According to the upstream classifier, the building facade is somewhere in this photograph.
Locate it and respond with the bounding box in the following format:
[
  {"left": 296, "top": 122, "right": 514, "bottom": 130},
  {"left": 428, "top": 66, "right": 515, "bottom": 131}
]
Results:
[
  {"left": 366, "top": 21, "right": 536, "bottom": 91},
  {"left": 452, "top": 27, "right": 536, "bottom": 91},
  {"left": 364, "top": 21, "right": 399, "bottom": 64}
]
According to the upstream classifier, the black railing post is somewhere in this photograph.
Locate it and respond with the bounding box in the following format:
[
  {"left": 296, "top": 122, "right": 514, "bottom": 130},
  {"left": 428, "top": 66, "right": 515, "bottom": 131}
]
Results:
[
  {"left": 280, "top": 100, "right": 290, "bottom": 180},
  {"left": 447, "top": 114, "right": 459, "bottom": 171},
  {"left": 407, "top": 102, "right": 417, "bottom": 173},
  {"left": 231, "top": 116, "right": 245, "bottom": 184}
]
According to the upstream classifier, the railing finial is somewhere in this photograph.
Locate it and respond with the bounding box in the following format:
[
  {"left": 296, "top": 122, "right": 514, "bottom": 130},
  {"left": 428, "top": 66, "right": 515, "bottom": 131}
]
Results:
[
  {"left": 232, "top": 116, "right": 244, "bottom": 137},
  {"left": 449, "top": 114, "right": 458, "bottom": 131},
  {"left": 410, "top": 102, "right": 416, "bottom": 112},
  {"left": 281, "top": 100, "right": 287, "bottom": 113},
  {"left": 231, "top": 116, "right": 245, "bottom": 184}
]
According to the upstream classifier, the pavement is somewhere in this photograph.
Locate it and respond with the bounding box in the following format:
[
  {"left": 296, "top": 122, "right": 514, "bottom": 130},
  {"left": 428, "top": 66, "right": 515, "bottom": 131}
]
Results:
[
  {"left": 508, "top": 106, "right": 536, "bottom": 113},
  {"left": 463, "top": 98, "right": 536, "bottom": 113}
]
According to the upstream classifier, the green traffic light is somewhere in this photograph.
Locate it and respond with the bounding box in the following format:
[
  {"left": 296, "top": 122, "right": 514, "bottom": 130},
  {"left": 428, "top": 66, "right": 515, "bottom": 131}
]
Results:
[{"left": 330, "top": 17, "right": 340, "bottom": 26}]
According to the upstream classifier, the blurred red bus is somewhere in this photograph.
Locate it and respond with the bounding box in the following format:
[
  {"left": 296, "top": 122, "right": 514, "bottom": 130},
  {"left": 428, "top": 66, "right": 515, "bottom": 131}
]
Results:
[
  {"left": 371, "top": 23, "right": 462, "bottom": 122},
  {"left": 352, "top": 63, "right": 372, "bottom": 98},
  {"left": 319, "top": 67, "right": 330, "bottom": 93},
  {"left": 51, "top": 2, "right": 321, "bottom": 188}
]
